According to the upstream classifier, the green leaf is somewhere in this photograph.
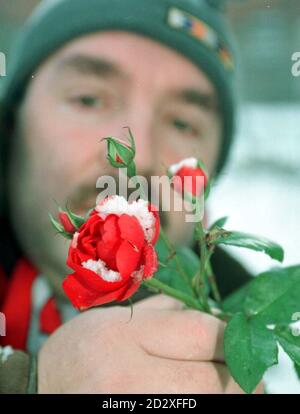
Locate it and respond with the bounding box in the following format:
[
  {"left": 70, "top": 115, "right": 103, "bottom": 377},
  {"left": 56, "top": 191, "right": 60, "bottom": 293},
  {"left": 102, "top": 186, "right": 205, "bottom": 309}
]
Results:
[
  {"left": 209, "top": 216, "right": 228, "bottom": 231},
  {"left": 274, "top": 325, "right": 300, "bottom": 365},
  {"left": 244, "top": 266, "right": 300, "bottom": 324},
  {"left": 224, "top": 313, "right": 278, "bottom": 394},
  {"left": 155, "top": 235, "right": 170, "bottom": 260},
  {"left": 155, "top": 236, "right": 200, "bottom": 296},
  {"left": 294, "top": 363, "right": 300, "bottom": 380},
  {"left": 211, "top": 231, "right": 284, "bottom": 262},
  {"left": 222, "top": 281, "right": 251, "bottom": 313},
  {"left": 177, "top": 248, "right": 200, "bottom": 279}
]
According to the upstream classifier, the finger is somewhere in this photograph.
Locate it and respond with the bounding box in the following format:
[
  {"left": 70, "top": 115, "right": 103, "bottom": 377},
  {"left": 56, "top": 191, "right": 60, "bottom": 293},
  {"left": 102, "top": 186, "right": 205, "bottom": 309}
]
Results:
[
  {"left": 133, "top": 294, "right": 184, "bottom": 310},
  {"left": 144, "top": 360, "right": 245, "bottom": 394},
  {"left": 253, "top": 382, "right": 265, "bottom": 394},
  {"left": 113, "top": 359, "right": 237, "bottom": 394},
  {"left": 134, "top": 309, "right": 225, "bottom": 362},
  {"left": 214, "top": 364, "right": 263, "bottom": 394},
  {"left": 213, "top": 363, "right": 245, "bottom": 394}
]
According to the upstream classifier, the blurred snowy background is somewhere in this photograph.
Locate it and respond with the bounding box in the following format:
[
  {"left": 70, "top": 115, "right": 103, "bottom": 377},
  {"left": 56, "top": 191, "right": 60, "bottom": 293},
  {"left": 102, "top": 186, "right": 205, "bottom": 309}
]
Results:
[
  {"left": 1, "top": 0, "right": 300, "bottom": 394},
  {"left": 208, "top": 0, "right": 300, "bottom": 394},
  {"left": 208, "top": 103, "right": 300, "bottom": 394}
]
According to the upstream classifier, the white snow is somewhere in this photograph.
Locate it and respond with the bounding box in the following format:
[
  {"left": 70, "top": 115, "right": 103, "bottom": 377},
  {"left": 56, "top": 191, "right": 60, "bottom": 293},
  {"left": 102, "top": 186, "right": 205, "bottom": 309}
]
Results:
[
  {"left": 96, "top": 196, "right": 155, "bottom": 242},
  {"left": 168, "top": 157, "right": 198, "bottom": 175},
  {"left": 82, "top": 259, "right": 121, "bottom": 283}
]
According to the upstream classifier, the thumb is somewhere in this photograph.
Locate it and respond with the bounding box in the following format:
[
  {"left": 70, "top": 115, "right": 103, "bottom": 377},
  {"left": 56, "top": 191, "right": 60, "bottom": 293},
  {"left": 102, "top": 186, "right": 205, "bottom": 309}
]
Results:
[{"left": 133, "top": 294, "right": 184, "bottom": 310}]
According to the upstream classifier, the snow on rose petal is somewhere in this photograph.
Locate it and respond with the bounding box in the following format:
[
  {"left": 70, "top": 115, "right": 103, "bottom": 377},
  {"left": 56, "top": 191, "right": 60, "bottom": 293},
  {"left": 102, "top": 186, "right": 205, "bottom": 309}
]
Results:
[{"left": 62, "top": 196, "right": 160, "bottom": 310}]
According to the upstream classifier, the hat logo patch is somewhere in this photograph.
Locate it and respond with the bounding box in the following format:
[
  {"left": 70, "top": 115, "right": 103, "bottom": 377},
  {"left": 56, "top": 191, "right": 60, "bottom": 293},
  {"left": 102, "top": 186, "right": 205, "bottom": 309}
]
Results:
[{"left": 167, "top": 7, "right": 234, "bottom": 70}]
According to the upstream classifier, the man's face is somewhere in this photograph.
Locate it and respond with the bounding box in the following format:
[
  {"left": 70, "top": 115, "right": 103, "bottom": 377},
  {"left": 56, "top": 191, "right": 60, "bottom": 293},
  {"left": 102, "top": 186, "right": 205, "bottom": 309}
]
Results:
[{"left": 8, "top": 31, "right": 221, "bottom": 293}]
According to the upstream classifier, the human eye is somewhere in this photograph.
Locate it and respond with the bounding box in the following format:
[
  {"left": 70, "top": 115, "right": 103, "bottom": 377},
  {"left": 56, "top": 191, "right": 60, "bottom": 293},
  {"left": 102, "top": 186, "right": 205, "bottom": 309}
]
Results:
[
  {"left": 168, "top": 115, "right": 201, "bottom": 139},
  {"left": 172, "top": 117, "right": 197, "bottom": 135},
  {"left": 66, "top": 86, "right": 121, "bottom": 114},
  {"left": 75, "top": 94, "right": 102, "bottom": 108},
  {"left": 70, "top": 93, "right": 105, "bottom": 109}
]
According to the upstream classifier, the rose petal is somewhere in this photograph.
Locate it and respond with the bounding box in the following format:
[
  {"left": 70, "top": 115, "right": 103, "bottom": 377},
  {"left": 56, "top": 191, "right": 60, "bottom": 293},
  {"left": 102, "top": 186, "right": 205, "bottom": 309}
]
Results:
[
  {"left": 117, "top": 280, "right": 141, "bottom": 302},
  {"left": 89, "top": 281, "right": 140, "bottom": 306},
  {"left": 177, "top": 166, "right": 207, "bottom": 196},
  {"left": 143, "top": 244, "right": 158, "bottom": 279},
  {"left": 118, "top": 214, "right": 145, "bottom": 251},
  {"left": 148, "top": 204, "right": 160, "bottom": 245},
  {"left": 96, "top": 215, "right": 120, "bottom": 269},
  {"left": 102, "top": 215, "right": 119, "bottom": 242},
  {"left": 66, "top": 258, "right": 125, "bottom": 293},
  {"left": 63, "top": 273, "right": 139, "bottom": 309},
  {"left": 96, "top": 239, "right": 120, "bottom": 270},
  {"left": 116, "top": 240, "right": 141, "bottom": 278},
  {"left": 62, "top": 273, "right": 98, "bottom": 310}
]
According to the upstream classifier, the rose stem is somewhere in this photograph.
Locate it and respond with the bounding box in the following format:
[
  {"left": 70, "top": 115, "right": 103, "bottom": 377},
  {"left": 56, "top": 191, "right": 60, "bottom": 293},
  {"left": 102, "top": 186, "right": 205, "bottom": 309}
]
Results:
[
  {"left": 159, "top": 227, "right": 194, "bottom": 291},
  {"left": 144, "top": 278, "right": 204, "bottom": 311},
  {"left": 205, "top": 253, "right": 222, "bottom": 304},
  {"left": 194, "top": 220, "right": 211, "bottom": 313},
  {"left": 129, "top": 168, "right": 194, "bottom": 294}
]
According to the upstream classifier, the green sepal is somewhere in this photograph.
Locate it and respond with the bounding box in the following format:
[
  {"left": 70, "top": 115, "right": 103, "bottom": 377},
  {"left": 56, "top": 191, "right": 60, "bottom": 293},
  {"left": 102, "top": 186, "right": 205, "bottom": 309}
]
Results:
[
  {"left": 103, "top": 128, "right": 136, "bottom": 169},
  {"left": 49, "top": 213, "right": 64, "bottom": 233},
  {"left": 64, "top": 206, "right": 85, "bottom": 229},
  {"left": 49, "top": 213, "right": 74, "bottom": 240}
]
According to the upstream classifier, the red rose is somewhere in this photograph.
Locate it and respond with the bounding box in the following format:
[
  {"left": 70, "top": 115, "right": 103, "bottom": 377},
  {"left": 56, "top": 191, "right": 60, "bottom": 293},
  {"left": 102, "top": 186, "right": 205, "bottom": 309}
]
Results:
[
  {"left": 62, "top": 196, "right": 160, "bottom": 310},
  {"left": 168, "top": 158, "right": 208, "bottom": 197}
]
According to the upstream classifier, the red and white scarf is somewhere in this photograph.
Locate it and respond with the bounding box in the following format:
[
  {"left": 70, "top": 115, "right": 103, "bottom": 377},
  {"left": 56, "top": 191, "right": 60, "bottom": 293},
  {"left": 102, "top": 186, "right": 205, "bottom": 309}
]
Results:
[{"left": 0, "top": 258, "right": 63, "bottom": 351}]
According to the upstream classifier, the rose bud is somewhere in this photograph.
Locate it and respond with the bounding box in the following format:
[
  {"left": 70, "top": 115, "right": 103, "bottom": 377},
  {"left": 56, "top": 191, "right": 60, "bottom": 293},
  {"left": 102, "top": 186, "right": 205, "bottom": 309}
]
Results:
[
  {"left": 50, "top": 207, "right": 85, "bottom": 239},
  {"left": 103, "top": 128, "right": 136, "bottom": 176},
  {"left": 168, "top": 157, "right": 209, "bottom": 198},
  {"left": 62, "top": 195, "right": 160, "bottom": 310},
  {"left": 58, "top": 211, "right": 76, "bottom": 234}
]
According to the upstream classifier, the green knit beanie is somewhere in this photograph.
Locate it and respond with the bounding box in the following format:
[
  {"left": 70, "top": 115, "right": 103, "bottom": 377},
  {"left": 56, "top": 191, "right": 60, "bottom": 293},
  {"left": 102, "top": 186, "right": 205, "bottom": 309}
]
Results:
[{"left": 0, "top": 0, "right": 237, "bottom": 175}]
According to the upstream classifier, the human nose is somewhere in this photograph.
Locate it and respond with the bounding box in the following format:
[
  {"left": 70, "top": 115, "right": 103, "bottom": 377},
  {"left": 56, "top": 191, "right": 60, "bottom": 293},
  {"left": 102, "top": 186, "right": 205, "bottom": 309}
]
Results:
[{"left": 125, "top": 110, "right": 156, "bottom": 174}]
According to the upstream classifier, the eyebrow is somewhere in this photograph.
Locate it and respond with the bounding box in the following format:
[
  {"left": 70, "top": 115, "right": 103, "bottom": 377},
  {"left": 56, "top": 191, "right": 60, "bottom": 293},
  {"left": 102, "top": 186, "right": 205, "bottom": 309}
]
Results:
[
  {"left": 53, "top": 54, "right": 218, "bottom": 112},
  {"left": 54, "top": 54, "right": 125, "bottom": 79},
  {"left": 174, "top": 89, "right": 219, "bottom": 113}
]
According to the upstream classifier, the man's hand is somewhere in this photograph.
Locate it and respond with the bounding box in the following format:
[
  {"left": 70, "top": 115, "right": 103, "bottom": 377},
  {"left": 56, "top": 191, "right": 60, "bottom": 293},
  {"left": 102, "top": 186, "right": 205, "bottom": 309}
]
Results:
[{"left": 38, "top": 295, "right": 263, "bottom": 393}]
